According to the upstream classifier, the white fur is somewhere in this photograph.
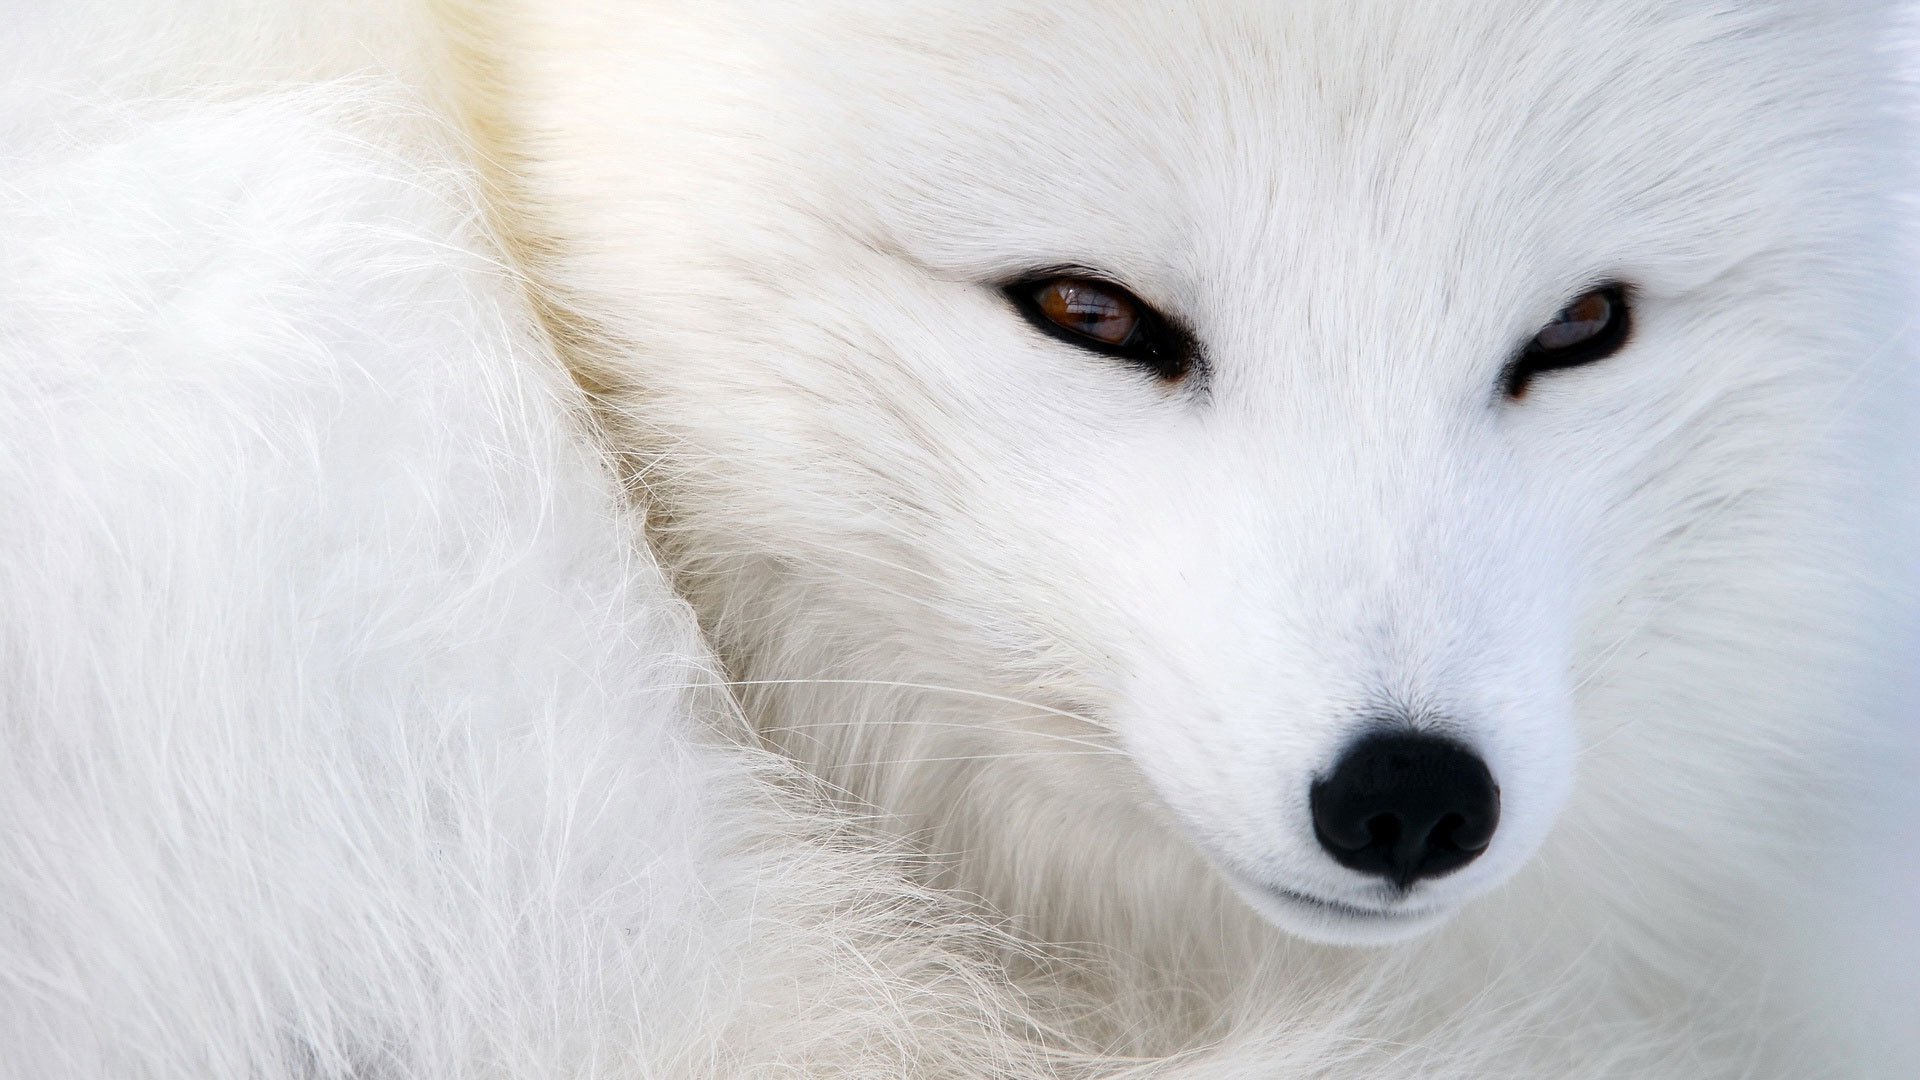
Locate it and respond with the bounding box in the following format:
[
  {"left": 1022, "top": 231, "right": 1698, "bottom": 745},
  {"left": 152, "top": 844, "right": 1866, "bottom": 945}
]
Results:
[
  {"left": 0, "top": 53, "right": 1076, "bottom": 1080},
  {"left": 459, "top": 0, "right": 1920, "bottom": 1074},
  {"left": 6, "top": 1, "right": 1919, "bottom": 1077}
]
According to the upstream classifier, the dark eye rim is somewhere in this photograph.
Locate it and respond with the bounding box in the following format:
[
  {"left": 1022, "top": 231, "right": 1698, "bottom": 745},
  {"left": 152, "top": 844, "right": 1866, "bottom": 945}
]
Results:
[
  {"left": 1000, "top": 271, "right": 1198, "bottom": 382},
  {"left": 1502, "top": 282, "right": 1634, "bottom": 398}
]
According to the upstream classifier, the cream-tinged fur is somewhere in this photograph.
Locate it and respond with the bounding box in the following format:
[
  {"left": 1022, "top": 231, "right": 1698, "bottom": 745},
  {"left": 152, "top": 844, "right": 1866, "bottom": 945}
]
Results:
[
  {"left": 0, "top": 30, "right": 1072, "bottom": 1078},
  {"left": 4, "top": 1, "right": 1917, "bottom": 1077}
]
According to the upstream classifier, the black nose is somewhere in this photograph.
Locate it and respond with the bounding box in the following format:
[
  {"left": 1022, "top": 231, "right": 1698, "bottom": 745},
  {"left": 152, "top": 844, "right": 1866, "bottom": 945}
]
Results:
[{"left": 1310, "top": 733, "right": 1500, "bottom": 888}]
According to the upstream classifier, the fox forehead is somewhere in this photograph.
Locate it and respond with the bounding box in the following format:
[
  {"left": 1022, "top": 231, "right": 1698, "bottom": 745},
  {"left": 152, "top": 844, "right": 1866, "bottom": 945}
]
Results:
[
  {"left": 517, "top": 1, "right": 1890, "bottom": 355},
  {"left": 558, "top": 1, "right": 1851, "bottom": 394}
]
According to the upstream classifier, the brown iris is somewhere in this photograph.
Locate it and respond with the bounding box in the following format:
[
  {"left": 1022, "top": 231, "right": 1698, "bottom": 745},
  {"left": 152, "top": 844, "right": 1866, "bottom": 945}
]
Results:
[
  {"left": 1033, "top": 278, "right": 1143, "bottom": 348},
  {"left": 1005, "top": 273, "right": 1193, "bottom": 381},
  {"left": 1504, "top": 283, "right": 1632, "bottom": 397},
  {"left": 1531, "top": 289, "right": 1618, "bottom": 352}
]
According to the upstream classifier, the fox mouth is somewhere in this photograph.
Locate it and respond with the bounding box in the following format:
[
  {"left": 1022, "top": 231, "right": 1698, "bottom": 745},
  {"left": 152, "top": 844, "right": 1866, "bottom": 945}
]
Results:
[
  {"left": 1268, "top": 886, "right": 1410, "bottom": 920},
  {"left": 1255, "top": 881, "right": 1429, "bottom": 923},
  {"left": 1211, "top": 863, "right": 1453, "bottom": 943}
]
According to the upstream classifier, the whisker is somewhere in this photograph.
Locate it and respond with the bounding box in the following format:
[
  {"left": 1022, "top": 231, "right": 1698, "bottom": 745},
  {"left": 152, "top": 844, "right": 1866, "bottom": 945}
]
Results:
[
  {"left": 769, "top": 717, "right": 1123, "bottom": 755},
  {"left": 831, "top": 751, "right": 1124, "bottom": 768},
  {"left": 717, "top": 677, "right": 1107, "bottom": 729}
]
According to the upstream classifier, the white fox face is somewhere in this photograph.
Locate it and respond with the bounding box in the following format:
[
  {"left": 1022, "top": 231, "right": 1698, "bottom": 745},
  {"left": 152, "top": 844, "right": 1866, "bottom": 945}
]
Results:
[{"left": 505, "top": 0, "right": 1897, "bottom": 945}]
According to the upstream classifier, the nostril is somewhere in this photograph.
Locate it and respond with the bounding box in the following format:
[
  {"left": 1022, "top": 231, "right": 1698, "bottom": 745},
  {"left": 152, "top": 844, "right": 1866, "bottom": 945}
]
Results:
[
  {"left": 1364, "top": 813, "right": 1401, "bottom": 851},
  {"left": 1309, "top": 732, "right": 1501, "bottom": 887}
]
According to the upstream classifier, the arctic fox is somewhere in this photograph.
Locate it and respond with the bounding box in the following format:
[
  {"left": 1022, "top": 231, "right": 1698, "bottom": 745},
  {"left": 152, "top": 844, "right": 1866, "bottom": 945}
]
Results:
[
  {"left": 447, "top": 0, "right": 1920, "bottom": 1074},
  {"left": 6, "top": 0, "right": 1918, "bottom": 1077}
]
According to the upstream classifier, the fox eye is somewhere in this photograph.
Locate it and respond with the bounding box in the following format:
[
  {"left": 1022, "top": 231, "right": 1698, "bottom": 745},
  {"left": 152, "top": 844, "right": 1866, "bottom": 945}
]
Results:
[
  {"left": 1504, "top": 284, "right": 1632, "bottom": 398},
  {"left": 1034, "top": 278, "right": 1140, "bottom": 346},
  {"left": 1005, "top": 275, "right": 1193, "bottom": 381}
]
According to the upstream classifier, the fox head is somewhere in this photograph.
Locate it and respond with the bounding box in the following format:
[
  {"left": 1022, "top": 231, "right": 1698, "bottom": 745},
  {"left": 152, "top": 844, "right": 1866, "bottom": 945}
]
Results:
[{"left": 477, "top": 0, "right": 1907, "bottom": 947}]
